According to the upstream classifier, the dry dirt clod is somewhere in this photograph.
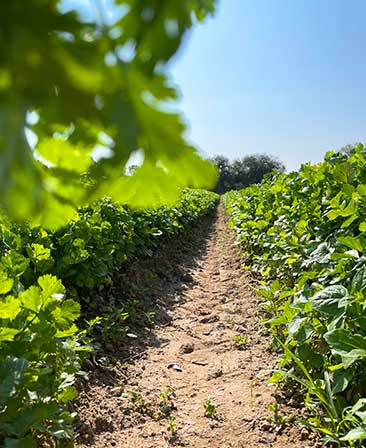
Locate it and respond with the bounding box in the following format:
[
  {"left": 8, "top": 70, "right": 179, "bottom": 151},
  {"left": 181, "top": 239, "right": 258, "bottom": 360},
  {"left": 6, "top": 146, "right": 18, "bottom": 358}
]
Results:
[
  {"left": 200, "top": 314, "right": 219, "bottom": 324},
  {"left": 207, "top": 367, "right": 223, "bottom": 380},
  {"left": 179, "top": 342, "right": 195, "bottom": 354}
]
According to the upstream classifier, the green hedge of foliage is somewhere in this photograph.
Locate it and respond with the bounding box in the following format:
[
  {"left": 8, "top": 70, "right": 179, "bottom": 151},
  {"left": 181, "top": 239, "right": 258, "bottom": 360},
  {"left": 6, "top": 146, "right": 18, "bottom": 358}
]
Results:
[
  {"left": 0, "top": 189, "right": 218, "bottom": 446},
  {"left": 224, "top": 145, "right": 366, "bottom": 446}
]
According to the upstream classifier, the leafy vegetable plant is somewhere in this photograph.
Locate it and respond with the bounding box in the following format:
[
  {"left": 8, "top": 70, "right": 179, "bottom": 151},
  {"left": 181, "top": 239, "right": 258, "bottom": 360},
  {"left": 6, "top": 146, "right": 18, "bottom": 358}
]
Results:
[
  {"left": 0, "top": 188, "right": 218, "bottom": 445},
  {"left": 0, "top": 275, "right": 86, "bottom": 447},
  {"left": 203, "top": 395, "right": 217, "bottom": 418},
  {"left": 224, "top": 144, "right": 366, "bottom": 446}
]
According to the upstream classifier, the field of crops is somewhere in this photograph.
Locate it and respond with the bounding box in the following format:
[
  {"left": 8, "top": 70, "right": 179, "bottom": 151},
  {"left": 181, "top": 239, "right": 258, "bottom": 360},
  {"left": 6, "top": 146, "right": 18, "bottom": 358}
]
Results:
[
  {"left": 0, "top": 189, "right": 218, "bottom": 447},
  {"left": 224, "top": 145, "right": 366, "bottom": 446},
  {"left": 5, "top": 145, "right": 366, "bottom": 447},
  {"left": 6, "top": 0, "right": 366, "bottom": 446}
]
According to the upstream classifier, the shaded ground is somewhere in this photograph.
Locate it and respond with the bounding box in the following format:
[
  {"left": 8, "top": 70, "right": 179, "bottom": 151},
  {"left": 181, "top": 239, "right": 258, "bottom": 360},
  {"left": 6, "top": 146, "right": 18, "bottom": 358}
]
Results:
[{"left": 74, "top": 203, "right": 318, "bottom": 447}]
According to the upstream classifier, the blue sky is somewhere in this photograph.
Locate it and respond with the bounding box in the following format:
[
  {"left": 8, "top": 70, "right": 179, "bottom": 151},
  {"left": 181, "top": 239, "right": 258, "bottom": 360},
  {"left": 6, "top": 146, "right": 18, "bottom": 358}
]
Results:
[
  {"left": 171, "top": 0, "right": 366, "bottom": 170},
  {"left": 61, "top": 0, "right": 366, "bottom": 171}
]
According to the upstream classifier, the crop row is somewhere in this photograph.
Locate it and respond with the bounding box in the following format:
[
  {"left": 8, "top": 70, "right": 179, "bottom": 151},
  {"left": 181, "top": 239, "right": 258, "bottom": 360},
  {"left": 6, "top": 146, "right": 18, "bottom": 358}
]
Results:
[
  {"left": 0, "top": 189, "right": 218, "bottom": 447},
  {"left": 224, "top": 145, "right": 366, "bottom": 446}
]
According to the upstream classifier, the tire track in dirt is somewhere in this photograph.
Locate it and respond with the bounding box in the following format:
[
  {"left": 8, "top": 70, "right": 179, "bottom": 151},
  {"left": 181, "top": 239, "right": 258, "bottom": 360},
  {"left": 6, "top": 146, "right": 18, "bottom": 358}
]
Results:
[{"left": 75, "top": 203, "right": 315, "bottom": 447}]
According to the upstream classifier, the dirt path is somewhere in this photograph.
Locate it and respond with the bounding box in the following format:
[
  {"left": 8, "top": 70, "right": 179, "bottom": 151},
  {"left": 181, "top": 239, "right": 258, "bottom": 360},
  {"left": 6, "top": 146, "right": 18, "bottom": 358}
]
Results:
[{"left": 75, "top": 204, "right": 315, "bottom": 447}]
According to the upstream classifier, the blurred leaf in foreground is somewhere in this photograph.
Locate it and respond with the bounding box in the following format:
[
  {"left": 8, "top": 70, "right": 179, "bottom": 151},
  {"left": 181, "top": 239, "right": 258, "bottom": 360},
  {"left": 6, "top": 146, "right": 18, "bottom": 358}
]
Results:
[{"left": 0, "top": 0, "right": 217, "bottom": 228}]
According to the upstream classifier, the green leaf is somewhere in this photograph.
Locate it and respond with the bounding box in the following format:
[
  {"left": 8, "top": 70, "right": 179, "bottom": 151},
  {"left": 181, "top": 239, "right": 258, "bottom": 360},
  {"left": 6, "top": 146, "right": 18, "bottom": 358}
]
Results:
[
  {"left": 340, "top": 427, "right": 366, "bottom": 442},
  {"left": 57, "top": 385, "right": 78, "bottom": 403},
  {"left": 4, "top": 435, "right": 37, "bottom": 448},
  {"left": 36, "top": 138, "right": 92, "bottom": 173},
  {"left": 0, "top": 327, "right": 20, "bottom": 342},
  {"left": 311, "top": 285, "right": 349, "bottom": 316},
  {"left": 60, "top": 299, "right": 80, "bottom": 322},
  {"left": 55, "top": 323, "right": 79, "bottom": 338},
  {"left": 297, "top": 343, "right": 324, "bottom": 369},
  {"left": 0, "top": 0, "right": 217, "bottom": 228},
  {"left": 38, "top": 275, "right": 65, "bottom": 302},
  {"left": 338, "top": 236, "right": 364, "bottom": 252},
  {"left": 0, "top": 296, "right": 21, "bottom": 319},
  {"left": 288, "top": 315, "right": 306, "bottom": 338},
  {"left": 11, "top": 403, "right": 58, "bottom": 438},
  {"left": 351, "top": 267, "right": 366, "bottom": 293},
  {"left": 341, "top": 213, "right": 358, "bottom": 228},
  {"left": 26, "top": 243, "right": 51, "bottom": 263},
  {"left": 19, "top": 285, "right": 42, "bottom": 313},
  {"left": 324, "top": 328, "right": 366, "bottom": 368},
  {"left": 0, "top": 357, "right": 28, "bottom": 402},
  {"left": 359, "top": 222, "right": 366, "bottom": 232},
  {"left": 0, "top": 269, "right": 13, "bottom": 294},
  {"left": 332, "top": 368, "right": 353, "bottom": 393}
]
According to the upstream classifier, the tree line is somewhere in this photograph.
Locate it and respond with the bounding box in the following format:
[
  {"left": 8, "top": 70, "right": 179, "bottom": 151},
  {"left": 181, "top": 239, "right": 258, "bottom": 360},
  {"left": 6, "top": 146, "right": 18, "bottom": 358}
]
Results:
[{"left": 211, "top": 154, "right": 285, "bottom": 194}]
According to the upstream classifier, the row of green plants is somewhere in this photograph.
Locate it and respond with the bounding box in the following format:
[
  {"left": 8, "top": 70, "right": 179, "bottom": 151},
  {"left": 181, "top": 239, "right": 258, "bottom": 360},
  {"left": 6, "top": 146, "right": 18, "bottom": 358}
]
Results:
[
  {"left": 224, "top": 145, "right": 366, "bottom": 446},
  {"left": 0, "top": 189, "right": 218, "bottom": 447}
]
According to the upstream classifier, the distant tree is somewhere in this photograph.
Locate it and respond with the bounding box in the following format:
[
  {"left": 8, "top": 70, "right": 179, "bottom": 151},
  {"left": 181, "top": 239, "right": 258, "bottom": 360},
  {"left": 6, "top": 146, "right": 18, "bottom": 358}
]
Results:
[
  {"left": 338, "top": 143, "right": 358, "bottom": 155},
  {"left": 212, "top": 154, "right": 285, "bottom": 194},
  {"left": 211, "top": 155, "right": 232, "bottom": 194},
  {"left": 338, "top": 143, "right": 364, "bottom": 155},
  {"left": 237, "top": 154, "right": 285, "bottom": 187}
]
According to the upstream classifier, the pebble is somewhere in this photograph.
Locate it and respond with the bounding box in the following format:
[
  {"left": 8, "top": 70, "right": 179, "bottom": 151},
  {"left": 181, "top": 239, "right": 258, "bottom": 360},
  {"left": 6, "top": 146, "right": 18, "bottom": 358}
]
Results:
[
  {"left": 207, "top": 367, "right": 223, "bottom": 380},
  {"left": 179, "top": 342, "right": 195, "bottom": 354},
  {"left": 110, "top": 386, "right": 122, "bottom": 397}
]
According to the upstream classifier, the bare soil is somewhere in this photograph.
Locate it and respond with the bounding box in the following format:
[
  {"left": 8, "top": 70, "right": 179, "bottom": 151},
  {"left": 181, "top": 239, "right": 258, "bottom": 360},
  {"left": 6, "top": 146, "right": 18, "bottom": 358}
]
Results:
[{"left": 74, "top": 203, "right": 317, "bottom": 448}]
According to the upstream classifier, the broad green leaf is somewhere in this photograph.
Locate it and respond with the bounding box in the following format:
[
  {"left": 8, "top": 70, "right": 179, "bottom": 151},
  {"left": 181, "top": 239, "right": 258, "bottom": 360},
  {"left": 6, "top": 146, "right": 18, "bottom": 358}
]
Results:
[
  {"left": 0, "top": 270, "right": 13, "bottom": 294},
  {"left": 60, "top": 299, "right": 80, "bottom": 322},
  {"left": 359, "top": 222, "right": 366, "bottom": 232},
  {"left": 288, "top": 315, "right": 306, "bottom": 338},
  {"left": 296, "top": 322, "right": 314, "bottom": 343},
  {"left": 0, "top": 0, "right": 217, "bottom": 228},
  {"left": 311, "top": 285, "right": 349, "bottom": 316},
  {"left": 11, "top": 403, "right": 59, "bottom": 438},
  {"left": 0, "top": 296, "right": 21, "bottom": 319},
  {"left": 297, "top": 343, "right": 324, "bottom": 369},
  {"left": 333, "top": 162, "right": 351, "bottom": 183},
  {"left": 324, "top": 328, "right": 366, "bottom": 368},
  {"left": 0, "top": 327, "right": 20, "bottom": 342},
  {"left": 332, "top": 369, "right": 353, "bottom": 393},
  {"left": 36, "top": 138, "right": 92, "bottom": 173},
  {"left": 340, "top": 199, "right": 356, "bottom": 217},
  {"left": 340, "top": 428, "right": 366, "bottom": 442},
  {"left": 57, "top": 385, "right": 78, "bottom": 403},
  {"left": 327, "top": 209, "right": 342, "bottom": 220},
  {"left": 19, "top": 285, "right": 42, "bottom": 313},
  {"left": 0, "top": 357, "right": 27, "bottom": 401},
  {"left": 0, "top": 100, "right": 43, "bottom": 223},
  {"left": 38, "top": 275, "right": 65, "bottom": 302},
  {"left": 295, "top": 219, "right": 308, "bottom": 236},
  {"left": 341, "top": 213, "right": 358, "bottom": 228},
  {"left": 26, "top": 243, "right": 51, "bottom": 262},
  {"left": 55, "top": 323, "right": 79, "bottom": 338},
  {"left": 351, "top": 267, "right": 366, "bottom": 293},
  {"left": 338, "top": 236, "right": 364, "bottom": 252},
  {"left": 4, "top": 435, "right": 37, "bottom": 448}
]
